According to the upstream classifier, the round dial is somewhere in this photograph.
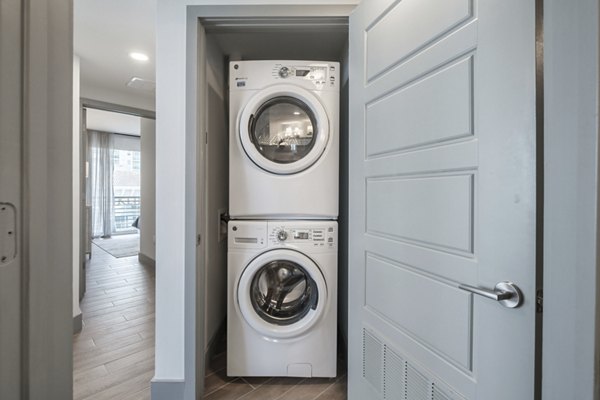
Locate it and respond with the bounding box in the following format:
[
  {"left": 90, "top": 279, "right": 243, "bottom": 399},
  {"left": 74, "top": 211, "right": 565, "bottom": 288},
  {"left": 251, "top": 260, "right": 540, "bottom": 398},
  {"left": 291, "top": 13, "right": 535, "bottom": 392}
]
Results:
[
  {"left": 277, "top": 230, "right": 288, "bottom": 241},
  {"left": 278, "top": 67, "right": 290, "bottom": 78}
]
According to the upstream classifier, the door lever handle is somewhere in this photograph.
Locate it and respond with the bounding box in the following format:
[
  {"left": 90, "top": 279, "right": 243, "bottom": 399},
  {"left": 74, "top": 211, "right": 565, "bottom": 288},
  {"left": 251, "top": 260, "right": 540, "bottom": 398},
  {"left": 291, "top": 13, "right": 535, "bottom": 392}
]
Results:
[{"left": 458, "top": 281, "right": 523, "bottom": 308}]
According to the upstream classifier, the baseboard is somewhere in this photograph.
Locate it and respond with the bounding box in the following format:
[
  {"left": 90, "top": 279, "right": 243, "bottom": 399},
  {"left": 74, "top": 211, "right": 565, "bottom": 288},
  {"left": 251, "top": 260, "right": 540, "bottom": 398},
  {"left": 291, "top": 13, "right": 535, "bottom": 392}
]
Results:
[
  {"left": 138, "top": 252, "right": 155, "bottom": 267},
  {"left": 73, "top": 312, "right": 83, "bottom": 334},
  {"left": 150, "top": 379, "right": 185, "bottom": 400}
]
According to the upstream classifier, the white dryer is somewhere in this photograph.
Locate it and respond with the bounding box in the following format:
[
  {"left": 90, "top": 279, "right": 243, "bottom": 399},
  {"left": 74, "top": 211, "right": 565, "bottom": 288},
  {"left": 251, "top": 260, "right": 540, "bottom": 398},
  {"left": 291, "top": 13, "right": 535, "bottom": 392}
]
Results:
[
  {"left": 229, "top": 60, "right": 339, "bottom": 219},
  {"left": 227, "top": 220, "right": 338, "bottom": 377}
]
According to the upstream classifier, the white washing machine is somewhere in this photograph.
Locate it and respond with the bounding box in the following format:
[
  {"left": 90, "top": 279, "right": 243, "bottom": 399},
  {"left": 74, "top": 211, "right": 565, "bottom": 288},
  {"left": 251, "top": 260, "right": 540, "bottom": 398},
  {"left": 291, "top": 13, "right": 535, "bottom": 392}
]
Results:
[
  {"left": 229, "top": 60, "right": 339, "bottom": 219},
  {"left": 227, "top": 220, "right": 338, "bottom": 377}
]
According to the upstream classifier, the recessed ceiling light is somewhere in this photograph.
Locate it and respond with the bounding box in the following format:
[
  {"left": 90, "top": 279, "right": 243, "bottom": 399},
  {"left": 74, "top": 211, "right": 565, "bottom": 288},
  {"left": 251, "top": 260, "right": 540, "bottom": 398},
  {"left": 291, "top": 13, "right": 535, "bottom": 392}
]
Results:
[
  {"left": 293, "top": 111, "right": 301, "bottom": 115},
  {"left": 129, "top": 52, "right": 149, "bottom": 62}
]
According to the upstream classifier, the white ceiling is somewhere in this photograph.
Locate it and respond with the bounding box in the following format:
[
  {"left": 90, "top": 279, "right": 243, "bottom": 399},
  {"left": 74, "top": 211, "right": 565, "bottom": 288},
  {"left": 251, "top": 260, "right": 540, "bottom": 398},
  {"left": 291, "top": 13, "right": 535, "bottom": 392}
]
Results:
[{"left": 74, "top": 0, "right": 156, "bottom": 110}]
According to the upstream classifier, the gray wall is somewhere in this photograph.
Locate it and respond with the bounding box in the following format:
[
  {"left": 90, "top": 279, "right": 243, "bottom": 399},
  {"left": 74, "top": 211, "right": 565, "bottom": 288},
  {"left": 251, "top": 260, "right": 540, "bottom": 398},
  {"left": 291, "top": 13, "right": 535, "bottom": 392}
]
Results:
[
  {"left": 338, "top": 41, "right": 350, "bottom": 349},
  {"left": 543, "top": 0, "right": 600, "bottom": 398},
  {"left": 25, "top": 0, "right": 74, "bottom": 398},
  {"left": 140, "top": 118, "right": 157, "bottom": 261},
  {"left": 204, "top": 35, "right": 229, "bottom": 352},
  {"left": 73, "top": 56, "right": 82, "bottom": 325}
]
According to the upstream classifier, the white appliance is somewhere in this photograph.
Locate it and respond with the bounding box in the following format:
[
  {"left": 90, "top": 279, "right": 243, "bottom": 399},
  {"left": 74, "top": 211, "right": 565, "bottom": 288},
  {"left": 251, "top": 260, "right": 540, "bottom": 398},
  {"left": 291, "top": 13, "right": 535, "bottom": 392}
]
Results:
[
  {"left": 227, "top": 220, "right": 338, "bottom": 377},
  {"left": 229, "top": 60, "right": 339, "bottom": 219}
]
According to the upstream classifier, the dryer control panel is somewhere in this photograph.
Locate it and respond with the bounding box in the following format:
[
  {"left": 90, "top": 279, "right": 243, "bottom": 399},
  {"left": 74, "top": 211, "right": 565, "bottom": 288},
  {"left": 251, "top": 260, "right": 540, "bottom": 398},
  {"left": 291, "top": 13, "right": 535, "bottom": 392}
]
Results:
[
  {"left": 271, "top": 63, "right": 336, "bottom": 90},
  {"left": 230, "top": 60, "right": 340, "bottom": 92}
]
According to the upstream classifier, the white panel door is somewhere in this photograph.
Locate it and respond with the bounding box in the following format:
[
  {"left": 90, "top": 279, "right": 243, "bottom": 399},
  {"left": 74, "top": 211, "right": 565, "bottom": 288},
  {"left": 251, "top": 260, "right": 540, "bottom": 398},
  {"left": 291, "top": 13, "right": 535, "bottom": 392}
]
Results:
[
  {"left": 348, "top": 0, "right": 538, "bottom": 399},
  {"left": 0, "top": 0, "right": 22, "bottom": 398}
]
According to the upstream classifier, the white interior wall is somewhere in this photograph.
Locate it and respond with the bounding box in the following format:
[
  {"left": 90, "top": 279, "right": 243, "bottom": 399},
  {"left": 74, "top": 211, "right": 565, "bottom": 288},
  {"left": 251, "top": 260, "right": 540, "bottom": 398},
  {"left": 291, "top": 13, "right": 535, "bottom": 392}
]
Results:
[
  {"left": 73, "top": 56, "right": 82, "bottom": 323},
  {"left": 86, "top": 108, "right": 142, "bottom": 135},
  {"left": 81, "top": 83, "right": 155, "bottom": 112},
  {"left": 140, "top": 118, "right": 156, "bottom": 261},
  {"left": 155, "top": 3, "right": 358, "bottom": 396}
]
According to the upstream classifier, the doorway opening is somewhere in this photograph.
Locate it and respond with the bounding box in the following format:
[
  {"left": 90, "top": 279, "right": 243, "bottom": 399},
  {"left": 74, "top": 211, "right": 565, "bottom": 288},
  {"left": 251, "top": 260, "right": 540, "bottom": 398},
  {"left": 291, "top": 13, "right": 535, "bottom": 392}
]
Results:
[
  {"left": 195, "top": 16, "right": 350, "bottom": 398},
  {"left": 73, "top": 102, "right": 157, "bottom": 400}
]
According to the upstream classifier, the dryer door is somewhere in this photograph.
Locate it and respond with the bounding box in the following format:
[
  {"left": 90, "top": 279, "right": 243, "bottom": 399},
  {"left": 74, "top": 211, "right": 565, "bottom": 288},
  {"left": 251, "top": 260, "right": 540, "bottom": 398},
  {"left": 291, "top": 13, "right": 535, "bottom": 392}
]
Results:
[
  {"left": 239, "top": 85, "right": 330, "bottom": 174},
  {"left": 237, "top": 249, "right": 327, "bottom": 339}
]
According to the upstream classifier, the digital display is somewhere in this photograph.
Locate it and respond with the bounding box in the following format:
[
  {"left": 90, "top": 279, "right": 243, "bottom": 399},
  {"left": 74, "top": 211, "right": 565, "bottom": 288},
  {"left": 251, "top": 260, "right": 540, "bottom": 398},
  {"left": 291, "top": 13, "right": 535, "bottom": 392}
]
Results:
[
  {"left": 295, "top": 69, "right": 310, "bottom": 77},
  {"left": 294, "top": 231, "right": 309, "bottom": 240}
]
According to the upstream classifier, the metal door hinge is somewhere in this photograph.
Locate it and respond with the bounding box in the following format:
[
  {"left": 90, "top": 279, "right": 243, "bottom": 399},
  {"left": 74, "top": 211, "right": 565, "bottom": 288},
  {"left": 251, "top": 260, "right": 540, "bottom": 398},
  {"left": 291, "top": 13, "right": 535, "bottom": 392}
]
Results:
[
  {"left": 205, "top": 131, "right": 208, "bottom": 144},
  {"left": 0, "top": 203, "right": 17, "bottom": 265},
  {"left": 536, "top": 289, "right": 543, "bottom": 313},
  {"left": 197, "top": 234, "right": 201, "bottom": 246}
]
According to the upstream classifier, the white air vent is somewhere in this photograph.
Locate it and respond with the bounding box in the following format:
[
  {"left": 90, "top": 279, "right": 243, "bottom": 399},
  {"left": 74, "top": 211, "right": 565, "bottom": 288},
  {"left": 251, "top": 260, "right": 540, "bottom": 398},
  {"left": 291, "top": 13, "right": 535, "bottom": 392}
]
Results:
[
  {"left": 383, "top": 346, "right": 404, "bottom": 399},
  {"left": 362, "top": 327, "right": 467, "bottom": 400},
  {"left": 406, "top": 364, "right": 430, "bottom": 400},
  {"left": 363, "top": 328, "right": 383, "bottom": 393},
  {"left": 126, "top": 77, "right": 155, "bottom": 91},
  {"left": 433, "top": 384, "right": 456, "bottom": 400}
]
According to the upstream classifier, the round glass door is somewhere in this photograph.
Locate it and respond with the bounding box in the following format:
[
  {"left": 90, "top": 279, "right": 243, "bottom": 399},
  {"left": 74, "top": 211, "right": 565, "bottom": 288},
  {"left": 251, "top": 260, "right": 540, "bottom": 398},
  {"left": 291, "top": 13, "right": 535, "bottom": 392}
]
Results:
[
  {"left": 239, "top": 85, "right": 330, "bottom": 175},
  {"left": 249, "top": 96, "right": 318, "bottom": 165},
  {"left": 250, "top": 259, "right": 318, "bottom": 326},
  {"left": 237, "top": 249, "right": 327, "bottom": 338}
]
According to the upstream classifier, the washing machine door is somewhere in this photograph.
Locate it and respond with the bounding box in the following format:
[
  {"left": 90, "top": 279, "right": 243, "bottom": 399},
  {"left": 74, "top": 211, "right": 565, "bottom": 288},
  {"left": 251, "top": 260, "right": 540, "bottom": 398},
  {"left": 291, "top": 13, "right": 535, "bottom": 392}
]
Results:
[
  {"left": 239, "top": 85, "right": 330, "bottom": 174},
  {"left": 237, "top": 249, "right": 327, "bottom": 339}
]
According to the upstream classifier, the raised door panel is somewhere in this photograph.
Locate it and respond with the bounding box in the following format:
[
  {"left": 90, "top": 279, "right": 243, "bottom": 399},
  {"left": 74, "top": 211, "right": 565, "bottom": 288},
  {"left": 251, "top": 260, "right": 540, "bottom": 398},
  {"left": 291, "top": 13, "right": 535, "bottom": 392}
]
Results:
[{"left": 348, "top": 0, "right": 537, "bottom": 399}]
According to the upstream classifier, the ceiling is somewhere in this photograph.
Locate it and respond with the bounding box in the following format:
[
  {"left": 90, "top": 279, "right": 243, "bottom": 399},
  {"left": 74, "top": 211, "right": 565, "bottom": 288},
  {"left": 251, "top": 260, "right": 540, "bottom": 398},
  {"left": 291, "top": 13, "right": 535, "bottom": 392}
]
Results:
[{"left": 74, "top": 0, "right": 156, "bottom": 111}]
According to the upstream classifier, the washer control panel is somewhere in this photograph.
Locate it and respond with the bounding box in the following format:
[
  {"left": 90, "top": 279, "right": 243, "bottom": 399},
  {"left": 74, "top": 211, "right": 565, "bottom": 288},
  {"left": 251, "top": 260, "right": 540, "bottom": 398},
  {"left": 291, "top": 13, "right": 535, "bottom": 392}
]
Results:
[
  {"left": 228, "top": 221, "right": 337, "bottom": 250},
  {"left": 269, "top": 223, "right": 336, "bottom": 248}
]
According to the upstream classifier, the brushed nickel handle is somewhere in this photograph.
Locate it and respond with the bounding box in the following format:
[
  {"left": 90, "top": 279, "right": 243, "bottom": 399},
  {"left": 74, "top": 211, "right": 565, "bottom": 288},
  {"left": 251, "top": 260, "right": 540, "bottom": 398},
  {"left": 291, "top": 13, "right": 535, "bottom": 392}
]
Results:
[{"left": 459, "top": 281, "right": 523, "bottom": 308}]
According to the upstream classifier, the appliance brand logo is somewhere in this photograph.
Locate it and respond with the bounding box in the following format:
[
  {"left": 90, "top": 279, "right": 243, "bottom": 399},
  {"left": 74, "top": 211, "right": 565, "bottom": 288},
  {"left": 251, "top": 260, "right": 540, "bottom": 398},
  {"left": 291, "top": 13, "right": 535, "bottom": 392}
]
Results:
[{"left": 235, "top": 77, "right": 247, "bottom": 87}]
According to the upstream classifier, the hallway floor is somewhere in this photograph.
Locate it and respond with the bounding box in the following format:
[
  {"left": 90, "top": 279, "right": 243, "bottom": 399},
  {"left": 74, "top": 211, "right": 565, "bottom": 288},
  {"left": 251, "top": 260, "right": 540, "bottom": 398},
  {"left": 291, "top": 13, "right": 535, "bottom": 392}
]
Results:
[{"left": 73, "top": 244, "right": 155, "bottom": 400}]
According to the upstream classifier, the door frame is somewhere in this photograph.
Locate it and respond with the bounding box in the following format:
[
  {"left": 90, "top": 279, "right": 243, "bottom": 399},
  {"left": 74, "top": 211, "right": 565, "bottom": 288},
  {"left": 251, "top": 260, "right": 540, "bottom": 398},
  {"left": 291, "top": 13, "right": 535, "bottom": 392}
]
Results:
[
  {"left": 10, "top": 0, "right": 74, "bottom": 398},
  {"left": 542, "top": 0, "right": 600, "bottom": 399},
  {"left": 158, "top": 6, "right": 356, "bottom": 399},
  {"left": 152, "top": 1, "right": 600, "bottom": 399}
]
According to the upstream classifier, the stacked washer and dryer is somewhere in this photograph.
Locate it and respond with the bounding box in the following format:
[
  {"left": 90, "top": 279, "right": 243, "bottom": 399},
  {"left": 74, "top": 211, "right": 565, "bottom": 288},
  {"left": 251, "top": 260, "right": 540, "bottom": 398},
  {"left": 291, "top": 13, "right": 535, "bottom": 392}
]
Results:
[{"left": 227, "top": 60, "right": 340, "bottom": 378}]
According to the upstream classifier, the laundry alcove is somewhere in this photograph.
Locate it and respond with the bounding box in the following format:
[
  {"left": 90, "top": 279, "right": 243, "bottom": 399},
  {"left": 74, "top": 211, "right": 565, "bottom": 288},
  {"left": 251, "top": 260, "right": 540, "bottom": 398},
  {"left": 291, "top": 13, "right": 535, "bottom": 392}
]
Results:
[{"left": 193, "top": 8, "right": 352, "bottom": 392}]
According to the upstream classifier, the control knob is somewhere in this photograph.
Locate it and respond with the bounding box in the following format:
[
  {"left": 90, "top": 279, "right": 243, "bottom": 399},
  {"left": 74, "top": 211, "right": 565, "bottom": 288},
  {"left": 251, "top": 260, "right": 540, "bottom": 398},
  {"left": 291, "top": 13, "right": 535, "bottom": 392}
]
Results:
[
  {"left": 278, "top": 67, "right": 290, "bottom": 78},
  {"left": 277, "top": 230, "right": 288, "bottom": 241}
]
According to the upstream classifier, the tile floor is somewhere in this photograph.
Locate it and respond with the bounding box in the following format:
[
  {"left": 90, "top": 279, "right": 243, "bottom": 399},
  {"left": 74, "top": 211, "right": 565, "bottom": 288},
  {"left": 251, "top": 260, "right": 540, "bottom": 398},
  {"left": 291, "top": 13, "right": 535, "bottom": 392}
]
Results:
[{"left": 203, "top": 349, "right": 347, "bottom": 399}]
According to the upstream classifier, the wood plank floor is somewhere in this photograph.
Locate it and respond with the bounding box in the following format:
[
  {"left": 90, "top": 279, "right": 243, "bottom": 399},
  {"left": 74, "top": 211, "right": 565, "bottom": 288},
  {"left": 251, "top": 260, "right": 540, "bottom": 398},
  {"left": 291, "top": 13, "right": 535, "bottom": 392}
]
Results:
[{"left": 73, "top": 241, "right": 155, "bottom": 400}]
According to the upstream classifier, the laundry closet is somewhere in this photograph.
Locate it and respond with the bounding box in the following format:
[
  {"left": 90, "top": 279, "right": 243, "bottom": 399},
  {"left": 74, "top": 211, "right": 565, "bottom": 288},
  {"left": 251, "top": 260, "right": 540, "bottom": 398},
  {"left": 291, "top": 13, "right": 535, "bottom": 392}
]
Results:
[{"left": 197, "top": 17, "right": 351, "bottom": 374}]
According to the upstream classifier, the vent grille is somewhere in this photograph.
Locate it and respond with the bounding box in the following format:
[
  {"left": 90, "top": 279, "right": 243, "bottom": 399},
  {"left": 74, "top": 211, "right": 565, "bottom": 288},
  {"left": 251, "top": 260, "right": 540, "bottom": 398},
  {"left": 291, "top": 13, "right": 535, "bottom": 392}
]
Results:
[
  {"left": 406, "top": 364, "right": 430, "bottom": 400},
  {"left": 362, "top": 327, "right": 467, "bottom": 400},
  {"left": 363, "top": 328, "right": 383, "bottom": 393},
  {"left": 433, "top": 384, "right": 462, "bottom": 400},
  {"left": 383, "top": 346, "right": 404, "bottom": 399},
  {"left": 126, "top": 77, "right": 156, "bottom": 91}
]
